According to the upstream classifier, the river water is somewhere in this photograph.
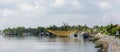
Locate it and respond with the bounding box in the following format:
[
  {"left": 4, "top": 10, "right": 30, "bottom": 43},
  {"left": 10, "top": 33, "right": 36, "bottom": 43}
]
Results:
[{"left": 0, "top": 35, "right": 97, "bottom": 52}]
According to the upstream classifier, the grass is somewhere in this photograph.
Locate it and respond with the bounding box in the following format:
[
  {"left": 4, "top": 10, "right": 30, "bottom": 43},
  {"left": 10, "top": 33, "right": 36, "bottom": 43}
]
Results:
[{"left": 89, "top": 38, "right": 100, "bottom": 42}]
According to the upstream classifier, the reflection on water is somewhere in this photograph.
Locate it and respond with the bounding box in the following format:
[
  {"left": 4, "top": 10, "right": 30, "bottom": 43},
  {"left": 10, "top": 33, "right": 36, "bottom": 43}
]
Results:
[{"left": 0, "top": 35, "right": 97, "bottom": 52}]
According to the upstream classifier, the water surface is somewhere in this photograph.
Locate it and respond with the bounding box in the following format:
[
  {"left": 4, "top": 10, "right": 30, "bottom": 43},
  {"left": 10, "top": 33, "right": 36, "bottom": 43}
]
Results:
[{"left": 0, "top": 35, "right": 97, "bottom": 52}]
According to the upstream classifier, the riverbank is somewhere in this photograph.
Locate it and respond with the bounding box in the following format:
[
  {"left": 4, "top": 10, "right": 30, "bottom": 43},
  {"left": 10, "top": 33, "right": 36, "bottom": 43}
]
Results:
[{"left": 94, "top": 33, "right": 120, "bottom": 52}]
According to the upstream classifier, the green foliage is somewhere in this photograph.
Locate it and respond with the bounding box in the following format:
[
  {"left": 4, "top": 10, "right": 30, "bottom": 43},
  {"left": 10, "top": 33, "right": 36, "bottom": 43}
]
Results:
[
  {"left": 89, "top": 38, "right": 100, "bottom": 42},
  {"left": 93, "top": 23, "right": 120, "bottom": 36},
  {"left": 3, "top": 23, "right": 90, "bottom": 36},
  {"left": 3, "top": 23, "right": 120, "bottom": 36},
  {"left": 95, "top": 44, "right": 103, "bottom": 48}
]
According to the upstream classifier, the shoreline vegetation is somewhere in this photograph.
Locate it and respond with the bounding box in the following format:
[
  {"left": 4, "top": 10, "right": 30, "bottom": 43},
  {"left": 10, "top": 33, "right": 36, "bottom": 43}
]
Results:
[
  {"left": 2, "top": 23, "right": 120, "bottom": 37},
  {"left": 1, "top": 23, "right": 120, "bottom": 52}
]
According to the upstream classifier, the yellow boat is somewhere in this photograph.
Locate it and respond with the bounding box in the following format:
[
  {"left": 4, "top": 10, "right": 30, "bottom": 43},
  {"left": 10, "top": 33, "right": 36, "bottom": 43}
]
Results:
[{"left": 48, "top": 30, "right": 78, "bottom": 37}]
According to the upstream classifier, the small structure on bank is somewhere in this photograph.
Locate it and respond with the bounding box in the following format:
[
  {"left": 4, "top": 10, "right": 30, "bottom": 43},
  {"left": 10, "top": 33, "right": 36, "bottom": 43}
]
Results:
[
  {"left": 115, "top": 31, "right": 119, "bottom": 37},
  {"left": 47, "top": 30, "right": 79, "bottom": 38},
  {"left": 23, "top": 33, "right": 31, "bottom": 36},
  {"left": 83, "top": 33, "right": 89, "bottom": 39},
  {"left": 38, "top": 32, "right": 52, "bottom": 36}
]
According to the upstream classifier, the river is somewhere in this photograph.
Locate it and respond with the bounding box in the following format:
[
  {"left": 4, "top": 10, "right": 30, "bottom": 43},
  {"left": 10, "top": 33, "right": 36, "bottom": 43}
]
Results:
[{"left": 0, "top": 35, "right": 97, "bottom": 52}]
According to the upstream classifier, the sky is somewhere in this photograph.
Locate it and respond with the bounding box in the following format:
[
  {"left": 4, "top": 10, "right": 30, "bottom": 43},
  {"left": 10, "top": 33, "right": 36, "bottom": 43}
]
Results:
[{"left": 0, "top": 0, "right": 120, "bottom": 30}]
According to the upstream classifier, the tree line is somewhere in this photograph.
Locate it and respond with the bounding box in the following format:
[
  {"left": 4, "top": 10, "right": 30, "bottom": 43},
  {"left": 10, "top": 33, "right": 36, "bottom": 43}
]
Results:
[
  {"left": 3, "top": 23, "right": 120, "bottom": 36},
  {"left": 94, "top": 24, "right": 120, "bottom": 36}
]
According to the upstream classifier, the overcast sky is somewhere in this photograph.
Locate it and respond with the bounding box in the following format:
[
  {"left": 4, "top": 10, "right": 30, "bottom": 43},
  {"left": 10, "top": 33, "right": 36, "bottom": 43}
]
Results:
[{"left": 0, "top": 0, "right": 120, "bottom": 29}]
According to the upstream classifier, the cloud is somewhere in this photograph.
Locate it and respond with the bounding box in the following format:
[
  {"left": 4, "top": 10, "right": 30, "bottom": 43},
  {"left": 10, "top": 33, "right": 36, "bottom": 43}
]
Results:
[
  {"left": 96, "top": 11, "right": 120, "bottom": 26},
  {"left": 2, "top": 9, "right": 18, "bottom": 17},
  {"left": 98, "top": 2, "right": 111, "bottom": 10},
  {"left": 16, "top": 1, "right": 47, "bottom": 16},
  {"left": 52, "top": 0, "right": 66, "bottom": 7},
  {"left": 0, "top": 0, "right": 120, "bottom": 29},
  {"left": 0, "top": 0, "right": 19, "bottom": 5},
  {"left": 71, "top": 0, "right": 82, "bottom": 7}
]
